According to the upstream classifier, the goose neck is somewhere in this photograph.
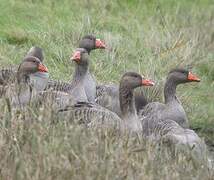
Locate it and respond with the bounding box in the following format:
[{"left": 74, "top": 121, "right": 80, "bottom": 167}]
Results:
[
  {"left": 164, "top": 78, "right": 177, "bottom": 104},
  {"left": 119, "top": 85, "right": 137, "bottom": 117},
  {"left": 72, "top": 63, "right": 89, "bottom": 82}
]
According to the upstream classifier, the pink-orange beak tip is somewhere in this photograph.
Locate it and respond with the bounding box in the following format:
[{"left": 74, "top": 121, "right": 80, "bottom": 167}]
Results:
[
  {"left": 142, "top": 79, "right": 155, "bottom": 86},
  {"left": 38, "top": 63, "right": 48, "bottom": 73},
  {"left": 71, "top": 51, "right": 81, "bottom": 61},
  {"left": 95, "top": 39, "right": 106, "bottom": 49},
  {"left": 188, "top": 72, "right": 201, "bottom": 82}
]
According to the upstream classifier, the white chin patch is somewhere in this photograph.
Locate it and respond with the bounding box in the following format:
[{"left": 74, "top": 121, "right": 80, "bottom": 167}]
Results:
[{"left": 29, "top": 72, "right": 49, "bottom": 91}]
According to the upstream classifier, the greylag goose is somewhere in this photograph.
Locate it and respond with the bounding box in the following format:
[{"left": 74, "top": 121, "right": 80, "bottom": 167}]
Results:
[
  {"left": 46, "top": 35, "right": 106, "bottom": 93},
  {"left": 2, "top": 56, "right": 48, "bottom": 108},
  {"left": 118, "top": 72, "right": 155, "bottom": 132},
  {"left": 139, "top": 69, "right": 207, "bottom": 165},
  {"left": 140, "top": 68, "right": 200, "bottom": 128},
  {"left": 47, "top": 48, "right": 96, "bottom": 103},
  {"left": 0, "top": 46, "right": 44, "bottom": 85},
  {"left": 58, "top": 72, "right": 154, "bottom": 133}
]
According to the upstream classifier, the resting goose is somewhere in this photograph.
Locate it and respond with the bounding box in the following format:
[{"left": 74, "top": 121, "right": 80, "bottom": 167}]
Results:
[
  {"left": 118, "top": 72, "right": 155, "bottom": 132},
  {"left": 47, "top": 48, "right": 96, "bottom": 103},
  {"left": 0, "top": 46, "right": 44, "bottom": 85},
  {"left": 58, "top": 72, "right": 155, "bottom": 133},
  {"left": 2, "top": 56, "right": 48, "bottom": 108},
  {"left": 46, "top": 35, "right": 106, "bottom": 94},
  {"left": 140, "top": 68, "right": 200, "bottom": 128},
  {"left": 139, "top": 69, "right": 207, "bottom": 165}
]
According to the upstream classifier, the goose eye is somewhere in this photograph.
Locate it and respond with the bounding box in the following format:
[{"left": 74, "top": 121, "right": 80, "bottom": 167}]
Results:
[{"left": 133, "top": 75, "right": 138, "bottom": 78}]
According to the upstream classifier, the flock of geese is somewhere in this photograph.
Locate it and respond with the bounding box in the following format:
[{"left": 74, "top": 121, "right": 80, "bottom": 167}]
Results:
[{"left": 0, "top": 35, "right": 211, "bottom": 166}]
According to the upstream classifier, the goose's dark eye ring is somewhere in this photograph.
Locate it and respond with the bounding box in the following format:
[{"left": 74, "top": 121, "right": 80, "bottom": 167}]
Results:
[{"left": 133, "top": 74, "right": 139, "bottom": 78}]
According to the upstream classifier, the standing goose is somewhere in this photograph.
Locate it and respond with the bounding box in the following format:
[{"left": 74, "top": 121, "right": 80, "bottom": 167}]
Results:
[
  {"left": 58, "top": 72, "right": 155, "bottom": 133},
  {"left": 2, "top": 56, "right": 48, "bottom": 107},
  {"left": 140, "top": 68, "right": 200, "bottom": 128},
  {"left": 46, "top": 35, "right": 106, "bottom": 92},
  {"left": 0, "top": 46, "right": 44, "bottom": 85}
]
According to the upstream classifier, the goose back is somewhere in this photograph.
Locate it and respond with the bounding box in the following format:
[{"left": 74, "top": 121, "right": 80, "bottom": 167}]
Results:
[
  {"left": 57, "top": 102, "right": 122, "bottom": 129},
  {"left": 96, "top": 84, "right": 121, "bottom": 116},
  {"left": 0, "top": 67, "right": 16, "bottom": 85},
  {"left": 140, "top": 113, "right": 207, "bottom": 165},
  {"left": 38, "top": 90, "right": 76, "bottom": 110}
]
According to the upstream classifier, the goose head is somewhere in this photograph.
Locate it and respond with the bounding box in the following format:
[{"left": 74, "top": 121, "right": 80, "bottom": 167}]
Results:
[
  {"left": 70, "top": 48, "right": 89, "bottom": 66},
  {"left": 120, "top": 72, "right": 155, "bottom": 90},
  {"left": 167, "top": 68, "right": 200, "bottom": 84},
  {"left": 26, "top": 46, "right": 44, "bottom": 62},
  {"left": 18, "top": 56, "right": 49, "bottom": 91},
  {"left": 79, "top": 35, "right": 106, "bottom": 53}
]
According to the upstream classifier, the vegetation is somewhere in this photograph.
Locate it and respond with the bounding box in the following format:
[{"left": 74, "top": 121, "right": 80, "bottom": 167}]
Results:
[{"left": 0, "top": 0, "right": 213, "bottom": 179}]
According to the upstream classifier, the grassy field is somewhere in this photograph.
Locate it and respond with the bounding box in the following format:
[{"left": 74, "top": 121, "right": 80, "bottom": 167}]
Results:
[{"left": 0, "top": 0, "right": 214, "bottom": 179}]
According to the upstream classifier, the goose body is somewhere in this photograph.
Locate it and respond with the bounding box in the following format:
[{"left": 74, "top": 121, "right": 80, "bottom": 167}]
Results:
[
  {"left": 96, "top": 84, "right": 121, "bottom": 115},
  {"left": 58, "top": 102, "right": 122, "bottom": 129},
  {"left": 1, "top": 56, "right": 48, "bottom": 108},
  {"left": 139, "top": 69, "right": 206, "bottom": 165},
  {"left": 46, "top": 35, "right": 106, "bottom": 102},
  {"left": 140, "top": 113, "right": 207, "bottom": 165},
  {"left": 38, "top": 90, "right": 76, "bottom": 110},
  {"left": 47, "top": 48, "right": 96, "bottom": 103},
  {"left": 41, "top": 48, "right": 97, "bottom": 109},
  {"left": 140, "top": 69, "right": 200, "bottom": 128}
]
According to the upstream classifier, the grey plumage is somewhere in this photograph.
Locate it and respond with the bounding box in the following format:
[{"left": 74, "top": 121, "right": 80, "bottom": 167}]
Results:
[
  {"left": 45, "top": 35, "right": 106, "bottom": 101},
  {"left": 139, "top": 69, "right": 206, "bottom": 165},
  {"left": 139, "top": 69, "right": 201, "bottom": 128},
  {"left": 26, "top": 46, "right": 44, "bottom": 62},
  {"left": 46, "top": 48, "right": 96, "bottom": 103},
  {"left": 0, "top": 46, "right": 44, "bottom": 86},
  {"left": 0, "top": 66, "right": 16, "bottom": 85},
  {"left": 1, "top": 56, "right": 49, "bottom": 108},
  {"left": 57, "top": 102, "right": 122, "bottom": 129},
  {"left": 38, "top": 90, "right": 76, "bottom": 110},
  {"left": 140, "top": 110, "right": 207, "bottom": 165},
  {"left": 95, "top": 82, "right": 162, "bottom": 116},
  {"left": 57, "top": 72, "right": 154, "bottom": 133},
  {"left": 96, "top": 84, "right": 121, "bottom": 115}
]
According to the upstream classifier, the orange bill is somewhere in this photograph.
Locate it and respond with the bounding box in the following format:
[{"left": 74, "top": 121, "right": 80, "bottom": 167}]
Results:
[
  {"left": 142, "top": 79, "right": 155, "bottom": 86},
  {"left": 95, "top": 39, "right": 106, "bottom": 49},
  {"left": 38, "top": 63, "right": 48, "bottom": 72},
  {"left": 71, "top": 51, "right": 81, "bottom": 61},
  {"left": 188, "top": 72, "right": 200, "bottom": 82}
]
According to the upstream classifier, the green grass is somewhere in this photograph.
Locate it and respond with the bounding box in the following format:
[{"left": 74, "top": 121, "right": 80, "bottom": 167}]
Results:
[{"left": 0, "top": 0, "right": 214, "bottom": 179}]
